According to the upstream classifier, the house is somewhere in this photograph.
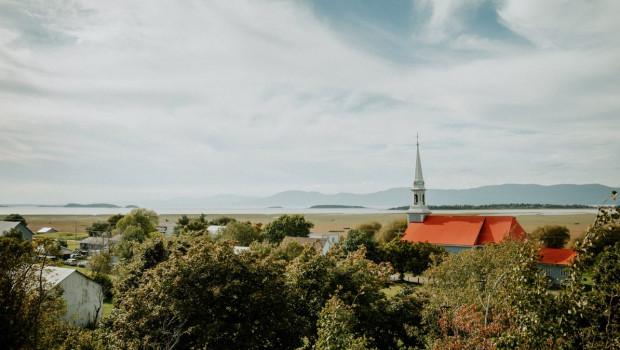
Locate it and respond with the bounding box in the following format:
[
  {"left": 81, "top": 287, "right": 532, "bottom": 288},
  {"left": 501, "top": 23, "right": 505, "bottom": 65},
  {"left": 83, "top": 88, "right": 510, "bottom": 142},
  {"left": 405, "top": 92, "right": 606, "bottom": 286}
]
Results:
[
  {"left": 400, "top": 140, "right": 526, "bottom": 253},
  {"left": 282, "top": 236, "right": 329, "bottom": 254},
  {"left": 79, "top": 235, "right": 121, "bottom": 253},
  {"left": 0, "top": 221, "right": 34, "bottom": 241},
  {"left": 42, "top": 266, "right": 103, "bottom": 327},
  {"left": 37, "top": 227, "right": 57, "bottom": 234},
  {"left": 538, "top": 248, "right": 577, "bottom": 284},
  {"left": 309, "top": 233, "right": 340, "bottom": 254},
  {"left": 155, "top": 222, "right": 175, "bottom": 236}
]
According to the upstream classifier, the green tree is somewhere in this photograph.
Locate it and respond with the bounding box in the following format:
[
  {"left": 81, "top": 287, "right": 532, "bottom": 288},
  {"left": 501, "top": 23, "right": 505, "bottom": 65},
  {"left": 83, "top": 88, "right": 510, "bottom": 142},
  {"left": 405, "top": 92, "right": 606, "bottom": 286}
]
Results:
[
  {"left": 89, "top": 252, "right": 113, "bottom": 275},
  {"left": 313, "top": 295, "right": 375, "bottom": 350},
  {"left": 85, "top": 221, "right": 111, "bottom": 237},
  {"left": 531, "top": 224, "right": 571, "bottom": 248},
  {"left": 0, "top": 236, "right": 65, "bottom": 350},
  {"left": 376, "top": 218, "right": 408, "bottom": 243},
  {"left": 3, "top": 213, "right": 27, "bottom": 226},
  {"left": 105, "top": 239, "right": 304, "bottom": 349},
  {"left": 263, "top": 214, "right": 314, "bottom": 243},
  {"left": 209, "top": 216, "right": 237, "bottom": 226},
  {"left": 106, "top": 213, "right": 125, "bottom": 229},
  {"left": 382, "top": 239, "right": 446, "bottom": 280},
  {"left": 342, "top": 229, "right": 381, "bottom": 262},
  {"left": 114, "top": 208, "right": 158, "bottom": 237},
  {"left": 217, "top": 221, "right": 261, "bottom": 246},
  {"left": 354, "top": 221, "right": 382, "bottom": 238}
]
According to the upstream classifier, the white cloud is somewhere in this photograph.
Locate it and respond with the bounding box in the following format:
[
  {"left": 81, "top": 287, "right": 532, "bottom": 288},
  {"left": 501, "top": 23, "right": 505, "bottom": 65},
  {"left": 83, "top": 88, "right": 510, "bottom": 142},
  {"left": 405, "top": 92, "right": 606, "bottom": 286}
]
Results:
[{"left": 0, "top": 0, "right": 619, "bottom": 204}]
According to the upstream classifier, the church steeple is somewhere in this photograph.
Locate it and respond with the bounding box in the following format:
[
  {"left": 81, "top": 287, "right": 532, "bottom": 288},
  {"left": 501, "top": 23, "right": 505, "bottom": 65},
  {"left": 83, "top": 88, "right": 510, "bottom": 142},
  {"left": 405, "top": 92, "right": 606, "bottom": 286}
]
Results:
[{"left": 408, "top": 136, "right": 431, "bottom": 222}]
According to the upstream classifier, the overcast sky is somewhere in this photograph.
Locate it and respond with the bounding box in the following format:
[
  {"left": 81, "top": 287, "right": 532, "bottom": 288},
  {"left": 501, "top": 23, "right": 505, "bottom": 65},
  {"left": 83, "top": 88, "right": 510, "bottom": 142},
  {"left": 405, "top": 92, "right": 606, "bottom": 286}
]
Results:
[{"left": 1, "top": 0, "right": 619, "bottom": 205}]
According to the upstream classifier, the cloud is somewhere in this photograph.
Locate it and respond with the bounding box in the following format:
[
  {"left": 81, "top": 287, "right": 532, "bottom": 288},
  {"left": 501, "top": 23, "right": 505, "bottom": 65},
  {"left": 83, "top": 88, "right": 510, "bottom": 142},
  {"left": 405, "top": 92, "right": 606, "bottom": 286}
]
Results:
[{"left": 0, "top": 0, "right": 619, "bottom": 204}]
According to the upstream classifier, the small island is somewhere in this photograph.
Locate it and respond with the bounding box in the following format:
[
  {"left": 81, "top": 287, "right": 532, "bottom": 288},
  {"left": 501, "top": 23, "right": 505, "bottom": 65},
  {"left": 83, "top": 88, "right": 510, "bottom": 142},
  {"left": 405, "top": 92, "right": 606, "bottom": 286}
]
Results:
[{"left": 310, "top": 205, "right": 366, "bottom": 209}]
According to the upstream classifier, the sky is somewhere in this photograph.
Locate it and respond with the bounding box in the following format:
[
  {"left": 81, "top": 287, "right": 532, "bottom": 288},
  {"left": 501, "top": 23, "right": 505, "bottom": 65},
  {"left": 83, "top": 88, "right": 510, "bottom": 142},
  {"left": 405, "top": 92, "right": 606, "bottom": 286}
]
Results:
[{"left": 1, "top": 0, "right": 619, "bottom": 205}]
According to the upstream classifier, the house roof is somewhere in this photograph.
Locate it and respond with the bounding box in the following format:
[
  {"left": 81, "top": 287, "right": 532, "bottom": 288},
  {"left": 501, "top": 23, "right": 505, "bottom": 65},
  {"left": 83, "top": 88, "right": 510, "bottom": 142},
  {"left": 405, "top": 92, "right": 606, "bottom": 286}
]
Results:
[
  {"left": 402, "top": 215, "right": 525, "bottom": 246},
  {"left": 42, "top": 266, "right": 76, "bottom": 286},
  {"left": 80, "top": 235, "right": 121, "bottom": 245},
  {"left": 0, "top": 221, "right": 22, "bottom": 233},
  {"left": 37, "top": 227, "right": 57, "bottom": 233},
  {"left": 539, "top": 248, "right": 577, "bottom": 265},
  {"left": 282, "top": 236, "right": 328, "bottom": 253}
]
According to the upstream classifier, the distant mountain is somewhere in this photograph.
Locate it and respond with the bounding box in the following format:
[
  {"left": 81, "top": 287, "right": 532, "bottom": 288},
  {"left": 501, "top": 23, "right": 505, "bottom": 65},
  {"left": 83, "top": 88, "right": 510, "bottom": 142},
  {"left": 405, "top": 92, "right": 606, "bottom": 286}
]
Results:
[{"left": 159, "top": 184, "right": 618, "bottom": 208}]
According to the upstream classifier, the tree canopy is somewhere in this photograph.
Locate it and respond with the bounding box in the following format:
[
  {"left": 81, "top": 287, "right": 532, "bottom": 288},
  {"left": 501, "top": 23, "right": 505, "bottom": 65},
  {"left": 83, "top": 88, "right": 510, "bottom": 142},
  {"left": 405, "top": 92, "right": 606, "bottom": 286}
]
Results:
[
  {"left": 262, "top": 214, "right": 314, "bottom": 243},
  {"left": 531, "top": 224, "right": 571, "bottom": 248}
]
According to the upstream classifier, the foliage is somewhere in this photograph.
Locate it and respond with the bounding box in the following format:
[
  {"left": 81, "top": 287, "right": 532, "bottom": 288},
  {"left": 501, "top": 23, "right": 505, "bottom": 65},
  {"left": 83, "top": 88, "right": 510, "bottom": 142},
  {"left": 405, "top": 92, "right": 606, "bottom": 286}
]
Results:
[
  {"left": 354, "top": 221, "right": 382, "bottom": 238},
  {"left": 92, "top": 273, "right": 114, "bottom": 302},
  {"left": 217, "top": 221, "right": 261, "bottom": 246},
  {"left": 85, "top": 221, "right": 111, "bottom": 237},
  {"left": 0, "top": 237, "right": 65, "bottom": 350},
  {"left": 88, "top": 252, "right": 113, "bottom": 275},
  {"left": 382, "top": 239, "right": 447, "bottom": 280},
  {"left": 105, "top": 238, "right": 305, "bottom": 349},
  {"left": 210, "top": 215, "right": 237, "bottom": 226},
  {"left": 342, "top": 229, "right": 381, "bottom": 262},
  {"left": 106, "top": 214, "right": 125, "bottom": 229},
  {"left": 3, "top": 227, "right": 24, "bottom": 240},
  {"left": 262, "top": 214, "right": 314, "bottom": 243},
  {"left": 531, "top": 225, "right": 571, "bottom": 248},
  {"left": 114, "top": 208, "right": 158, "bottom": 237},
  {"left": 3, "top": 213, "right": 27, "bottom": 226},
  {"left": 376, "top": 218, "right": 408, "bottom": 243},
  {"left": 557, "top": 205, "right": 620, "bottom": 349},
  {"left": 313, "top": 295, "right": 375, "bottom": 350}
]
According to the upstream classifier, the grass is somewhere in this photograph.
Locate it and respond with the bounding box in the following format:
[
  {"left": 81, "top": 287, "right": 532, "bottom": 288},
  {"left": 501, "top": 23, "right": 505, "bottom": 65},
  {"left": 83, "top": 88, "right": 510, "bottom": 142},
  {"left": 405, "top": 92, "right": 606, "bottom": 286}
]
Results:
[{"left": 102, "top": 301, "right": 114, "bottom": 318}]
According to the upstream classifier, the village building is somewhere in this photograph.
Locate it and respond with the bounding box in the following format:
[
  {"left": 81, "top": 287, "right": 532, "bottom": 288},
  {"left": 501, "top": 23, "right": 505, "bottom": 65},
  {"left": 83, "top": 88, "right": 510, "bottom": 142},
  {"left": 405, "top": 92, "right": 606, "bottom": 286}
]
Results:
[
  {"left": 42, "top": 266, "right": 103, "bottom": 327},
  {"left": 538, "top": 248, "right": 577, "bottom": 284},
  {"left": 401, "top": 139, "right": 526, "bottom": 253},
  {"left": 79, "top": 235, "right": 122, "bottom": 253},
  {"left": 37, "top": 227, "right": 57, "bottom": 234},
  {"left": 0, "top": 220, "right": 34, "bottom": 241},
  {"left": 309, "top": 233, "right": 340, "bottom": 254}
]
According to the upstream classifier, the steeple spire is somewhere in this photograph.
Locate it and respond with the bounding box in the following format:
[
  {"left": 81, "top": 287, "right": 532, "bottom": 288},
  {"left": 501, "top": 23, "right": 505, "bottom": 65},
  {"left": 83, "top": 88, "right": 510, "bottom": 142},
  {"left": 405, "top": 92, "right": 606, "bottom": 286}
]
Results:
[{"left": 408, "top": 136, "right": 431, "bottom": 222}]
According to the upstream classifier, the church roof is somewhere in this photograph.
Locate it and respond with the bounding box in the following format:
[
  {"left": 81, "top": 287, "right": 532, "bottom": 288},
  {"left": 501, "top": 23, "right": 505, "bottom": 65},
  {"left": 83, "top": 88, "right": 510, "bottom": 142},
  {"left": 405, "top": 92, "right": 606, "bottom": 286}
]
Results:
[
  {"left": 402, "top": 215, "right": 525, "bottom": 246},
  {"left": 539, "top": 248, "right": 577, "bottom": 265}
]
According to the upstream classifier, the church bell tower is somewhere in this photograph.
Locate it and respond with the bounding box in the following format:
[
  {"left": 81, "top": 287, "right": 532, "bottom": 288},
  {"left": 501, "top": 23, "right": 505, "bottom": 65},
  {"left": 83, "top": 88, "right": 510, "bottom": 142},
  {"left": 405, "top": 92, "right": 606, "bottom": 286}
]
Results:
[{"left": 407, "top": 136, "right": 431, "bottom": 222}]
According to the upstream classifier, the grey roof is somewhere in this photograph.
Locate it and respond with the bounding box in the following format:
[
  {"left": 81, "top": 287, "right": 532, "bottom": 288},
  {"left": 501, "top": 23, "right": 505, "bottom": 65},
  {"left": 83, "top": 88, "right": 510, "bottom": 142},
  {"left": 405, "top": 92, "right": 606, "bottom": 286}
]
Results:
[
  {"left": 42, "top": 266, "right": 76, "bottom": 286},
  {"left": 80, "top": 235, "right": 121, "bottom": 245},
  {"left": 0, "top": 221, "right": 21, "bottom": 234}
]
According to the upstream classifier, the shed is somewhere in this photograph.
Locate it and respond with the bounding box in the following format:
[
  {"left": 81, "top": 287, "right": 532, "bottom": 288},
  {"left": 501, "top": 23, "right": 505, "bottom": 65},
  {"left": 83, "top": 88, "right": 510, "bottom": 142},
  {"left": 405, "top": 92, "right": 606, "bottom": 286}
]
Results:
[
  {"left": 37, "top": 227, "right": 57, "bottom": 234},
  {"left": 43, "top": 266, "right": 103, "bottom": 327}
]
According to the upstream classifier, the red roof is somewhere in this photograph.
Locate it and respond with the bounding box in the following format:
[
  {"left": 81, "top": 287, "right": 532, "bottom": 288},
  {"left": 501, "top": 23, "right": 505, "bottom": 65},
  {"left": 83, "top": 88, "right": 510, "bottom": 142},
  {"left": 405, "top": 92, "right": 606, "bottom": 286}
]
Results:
[
  {"left": 402, "top": 215, "right": 525, "bottom": 246},
  {"left": 539, "top": 248, "right": 577, "bottom": 265}
]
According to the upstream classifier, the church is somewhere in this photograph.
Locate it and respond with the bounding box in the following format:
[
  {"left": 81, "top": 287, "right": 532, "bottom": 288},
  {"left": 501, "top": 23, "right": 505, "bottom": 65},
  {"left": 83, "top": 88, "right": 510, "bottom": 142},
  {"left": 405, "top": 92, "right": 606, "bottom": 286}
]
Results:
[{"left": 401, "top": 140, "right": 526, "bottom": 254}]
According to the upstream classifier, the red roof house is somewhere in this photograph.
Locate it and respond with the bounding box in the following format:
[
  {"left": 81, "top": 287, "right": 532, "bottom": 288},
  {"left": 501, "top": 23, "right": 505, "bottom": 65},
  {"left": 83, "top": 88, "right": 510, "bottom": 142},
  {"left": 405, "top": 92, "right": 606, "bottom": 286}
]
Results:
[
  {"left": 402, "top": 215, "right": 526, "bottom": 253},
  {"left": 538, "top": 248, "right": 577, "bottom": 284}
]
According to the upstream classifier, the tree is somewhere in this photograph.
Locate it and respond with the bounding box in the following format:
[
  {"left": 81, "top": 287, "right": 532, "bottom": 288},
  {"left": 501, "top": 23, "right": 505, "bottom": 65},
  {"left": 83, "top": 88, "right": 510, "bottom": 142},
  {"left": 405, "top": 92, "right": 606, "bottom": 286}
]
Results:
[
  {"left": 3, "top": 213, "right": 27, "bottom": 226},
  {"left": 342, "top": 229, "right": 381, "bottom": 262},
  {"left": 354, "top": 222, "right": 382, "bottom": 238},
  {"left": 89, "top": 252, "right": 113, "bottom": 275},
  {"left": 382, "top": 239, "right": 446, "bottom": 280},
  {"left": 376, "top": 218, "right": 407, "bottom": 243},
  {"left": 209, "top": 216, "right": 237, "bottom": 226},
  {"left": 263, "top": 214, "right": 314, "bottom": 243},
  {"left": 106, "top": 213, "right": 125, "bottom": 229},
  {"left": 0, "top": 236, "right": 65, "bottom": 350},
  {"left": 531, "top": 225, "right": 571, "bottom": 248},
  {"left": 85, "top": 221, "right": 111, "bottom": 237},
  {"left": 105, "top": 239, "right": 305, "bottom": 349},
  {"left": 313, "top": 295, "right": 374, "bottom": 350},
  {"left": 114, "top": 208, "right": 158, "bottom": 237},
  {"left": 217, "top": 221, "right": 261, "bottom": 246}
]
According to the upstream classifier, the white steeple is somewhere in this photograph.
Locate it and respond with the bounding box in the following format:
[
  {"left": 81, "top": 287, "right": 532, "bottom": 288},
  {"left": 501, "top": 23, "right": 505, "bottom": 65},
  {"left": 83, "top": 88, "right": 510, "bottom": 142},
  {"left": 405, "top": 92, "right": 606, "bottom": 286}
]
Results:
[{"left": 407, "top": 135, "right": 431, "bottom": 222}]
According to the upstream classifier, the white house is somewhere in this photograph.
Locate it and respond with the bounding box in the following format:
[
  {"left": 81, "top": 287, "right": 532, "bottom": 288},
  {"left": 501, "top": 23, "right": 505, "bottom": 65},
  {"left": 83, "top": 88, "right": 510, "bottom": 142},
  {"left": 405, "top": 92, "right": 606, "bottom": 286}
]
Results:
[
  {"left": 0, "top": 221, "right": 34, "bottom": 241},
  {"left": 43, "top": 266, "right": 103, "bottom": 327},
  {"left": 309, "top": 233, "right": 340, "bottom": 254}
]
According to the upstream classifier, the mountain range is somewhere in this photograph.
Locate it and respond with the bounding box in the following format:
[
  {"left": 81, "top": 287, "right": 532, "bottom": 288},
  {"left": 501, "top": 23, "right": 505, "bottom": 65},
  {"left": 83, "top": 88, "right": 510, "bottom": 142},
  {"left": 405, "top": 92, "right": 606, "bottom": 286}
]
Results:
[{"left": 155, "top": 184, "right": 618, "bottom": 208}]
